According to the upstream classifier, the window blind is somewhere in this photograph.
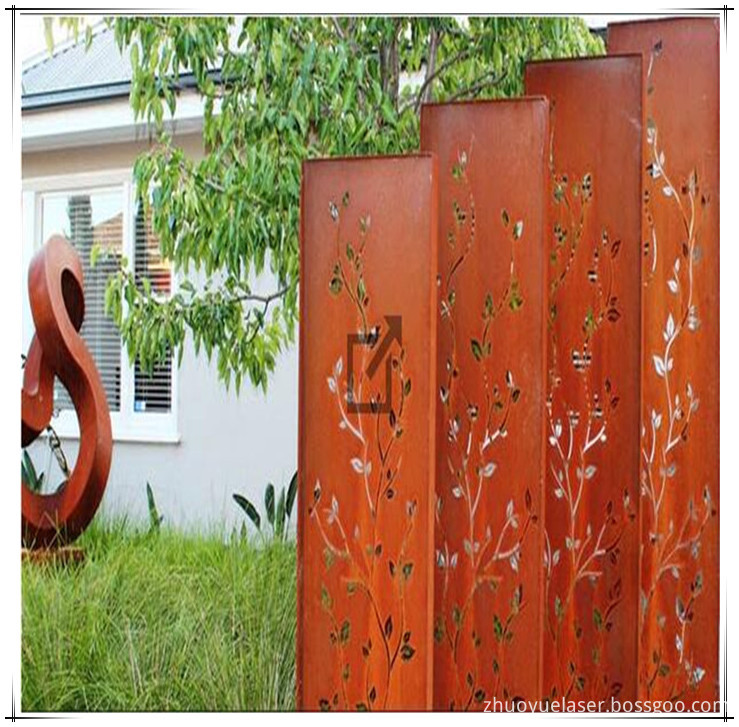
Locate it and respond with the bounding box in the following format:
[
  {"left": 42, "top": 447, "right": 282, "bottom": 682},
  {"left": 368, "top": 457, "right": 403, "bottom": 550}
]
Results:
[
  {"left": 133, "top": 197, "right": 173, "bottom": 413},
  {"left": 42, "top": 191, "right": 123, "bottom": 412}
]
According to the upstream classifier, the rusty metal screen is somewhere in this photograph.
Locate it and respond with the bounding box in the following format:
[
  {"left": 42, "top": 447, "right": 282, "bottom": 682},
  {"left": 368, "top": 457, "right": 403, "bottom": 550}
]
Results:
[
  {"left": 608, "top": 18, "right": 720, "bottom": 705},
  {"left": 525, "top": 56, "right": 643, "bottom": 705},
  {"left": 298, "top": 155, "right": 439, "bottom": 710},
  {"left": 297, "top": 23, "right": 720, "bottom": 711},
  {"left": 420, "top": 99, "right": 549, "bottom": 709}
]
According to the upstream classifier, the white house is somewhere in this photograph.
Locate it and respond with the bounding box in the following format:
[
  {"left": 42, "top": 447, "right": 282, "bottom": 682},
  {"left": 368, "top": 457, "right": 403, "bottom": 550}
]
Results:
[{"left": 21, "top": 25, "right": 298, "bottom": 531}]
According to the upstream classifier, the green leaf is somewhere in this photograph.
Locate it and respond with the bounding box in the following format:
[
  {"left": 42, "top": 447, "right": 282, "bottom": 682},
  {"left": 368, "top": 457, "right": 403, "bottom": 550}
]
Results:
[
  {"left": 233, "top": 493, "right": 261, "bottom": 531},
  {"left": 265, "top": 483, "right": 275, "bottom": 526},
  {"left": 21, "top": 450, "right": 44, "bottom": 493},
  {"left": 146, "top": 482, "right": 163, "bottom": 533},
  {"left": 275, "top": 488, "right": 286, "bottom": 539},
  {"left": 90, "top": 243, "right": 102, "bottom": 268},
  {"left": 42, "top": 20, "right": 62, "bottom": 53},
  {"left": 286, "top": 471, "right": 298, "bottom": 519}
]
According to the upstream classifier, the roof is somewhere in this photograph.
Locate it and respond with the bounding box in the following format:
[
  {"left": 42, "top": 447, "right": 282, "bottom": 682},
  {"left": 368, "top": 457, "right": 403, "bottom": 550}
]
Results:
[
  {"left": 21, "top": 25, "right": 201, "bottom": 111},
  {"left": 22, "top": 26, "right": 135, "bottom": 110}
]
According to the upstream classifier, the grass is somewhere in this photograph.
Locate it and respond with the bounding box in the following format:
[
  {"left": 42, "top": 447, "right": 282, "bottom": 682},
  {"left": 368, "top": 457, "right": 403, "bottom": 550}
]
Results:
[{"left": 22, "top": 519, "right": 296, "bottom": 711}]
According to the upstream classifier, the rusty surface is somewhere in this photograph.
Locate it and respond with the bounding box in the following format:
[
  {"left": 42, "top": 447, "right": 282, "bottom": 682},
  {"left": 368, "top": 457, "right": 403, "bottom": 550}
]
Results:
[
  {"left": 21, "top": 235, "right": 113, "bottom": 548},
  {"left": 608, "top": 19, "right": 720, "bottom": 704},
  {"left": 298, "top": 156, "right": 438, "bottom": 710},
  {"left": 525, "top": 57, "right": 642, "bottom": 705},
  {"left": 420, "top": 99, "right": 548, "bottom": 709}
]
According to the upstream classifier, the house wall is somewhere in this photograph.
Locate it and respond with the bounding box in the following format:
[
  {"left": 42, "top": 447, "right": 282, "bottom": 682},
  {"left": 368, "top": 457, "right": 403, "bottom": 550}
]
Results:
[{"left": 22, "top": 133, "right": 299, "bottom": 532}]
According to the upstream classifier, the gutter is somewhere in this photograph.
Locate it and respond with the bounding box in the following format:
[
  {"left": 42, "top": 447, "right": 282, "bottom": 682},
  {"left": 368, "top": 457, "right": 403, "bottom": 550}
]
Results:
[{"left": 21, "top": 71, "right": 213, "bottom": 112}]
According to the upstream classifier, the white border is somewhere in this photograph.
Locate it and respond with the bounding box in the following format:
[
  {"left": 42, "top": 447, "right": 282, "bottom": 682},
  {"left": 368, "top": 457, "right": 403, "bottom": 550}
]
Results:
[{"left": 2, "top": 4, "right": 735, "bottom": 725}]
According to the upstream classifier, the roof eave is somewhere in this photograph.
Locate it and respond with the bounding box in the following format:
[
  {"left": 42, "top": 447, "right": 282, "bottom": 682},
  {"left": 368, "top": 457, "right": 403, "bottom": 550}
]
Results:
[
  {"left": 22, "top": 81, "right": 133, "bottom": 111},
  {"left": 21, "top": 70, "right": 210, "bottom": 112}
]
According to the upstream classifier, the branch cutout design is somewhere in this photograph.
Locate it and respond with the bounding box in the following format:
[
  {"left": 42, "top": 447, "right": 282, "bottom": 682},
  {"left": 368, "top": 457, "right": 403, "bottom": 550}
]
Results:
[
  {"left": 639, "top": 39, "right": 716, "bottom": 701},
  {"left": 544, "top": 130, "right": 636, "bottom": 703},
  {"left": 310, "top": 193, "right": 417, "bottom": 711},
  {"left": 434, "top": 148, "right": 537, "bottom": 709}
]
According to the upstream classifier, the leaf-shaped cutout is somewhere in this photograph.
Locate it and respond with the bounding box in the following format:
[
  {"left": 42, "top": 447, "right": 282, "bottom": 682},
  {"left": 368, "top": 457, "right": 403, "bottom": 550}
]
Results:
[
  {"left": 481, "top": 462, "right": 497, "bottom": 479},
  {"left": 384, "top": 616, "right": 393, "bottom": 638},
  {"left": 400, "top": 644, "right": 415, "bottom": 661}
]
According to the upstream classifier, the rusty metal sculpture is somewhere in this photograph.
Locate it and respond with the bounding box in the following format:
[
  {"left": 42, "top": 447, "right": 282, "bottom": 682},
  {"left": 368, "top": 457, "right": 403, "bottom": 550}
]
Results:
[
  {"left": 421, "top": 99, "right": 548, "bottom": 709},
  {"left": 298, "top": 156, "right": 438, "bottom": 710},
  {"left": 525, "top": 57, "right": 643, "bottom": 706},
  {"left": 608, "top": 18, "right": 720, "bottom": 706},
  {"left": 22, "top": 235, "right": 113, "bottom": 548}
]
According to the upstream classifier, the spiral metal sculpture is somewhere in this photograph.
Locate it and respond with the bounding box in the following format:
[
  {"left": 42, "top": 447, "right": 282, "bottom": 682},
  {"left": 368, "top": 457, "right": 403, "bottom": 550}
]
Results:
[{"left": 21, "top": 235, "right": 112, "bottom": 548}]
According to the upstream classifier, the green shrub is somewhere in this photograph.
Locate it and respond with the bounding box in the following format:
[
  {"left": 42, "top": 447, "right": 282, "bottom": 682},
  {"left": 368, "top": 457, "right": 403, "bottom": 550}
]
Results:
[
  {"left": 22, "top": 520, "right": 296, "bottom": 711},
  {"left": 233, "top": 472, "right": 297, "bottom": 542}
]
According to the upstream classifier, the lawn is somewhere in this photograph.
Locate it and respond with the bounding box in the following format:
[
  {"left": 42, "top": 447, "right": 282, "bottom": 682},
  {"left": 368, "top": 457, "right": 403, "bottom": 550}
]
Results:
[{"left": 21, "top": 520, "right": 296, "bottom": 711}]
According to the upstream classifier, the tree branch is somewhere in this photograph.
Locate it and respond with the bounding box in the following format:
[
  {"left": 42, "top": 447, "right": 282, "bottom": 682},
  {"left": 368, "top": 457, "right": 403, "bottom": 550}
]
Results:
[
  {"left": 234, "top": 286, "right": 289, "bottom": 305},
  {"left": 419, "top": 26, "right": 439, "bottom": 108},
  {"left": 403, "top": 46, "right": 474, "bottom": 115},
  {"left": 331, "top": 16, "right": 359, "bottom": 54},
  {"left": 446, "top": 69, "right": 507, "bottom": 103}
]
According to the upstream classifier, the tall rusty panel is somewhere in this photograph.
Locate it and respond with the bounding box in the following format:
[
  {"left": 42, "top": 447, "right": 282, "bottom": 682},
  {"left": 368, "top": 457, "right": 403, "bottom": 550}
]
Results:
[
  {"left": 297, "top": 156, "right": 438, "bottom": 710},
  {"left": 420, "top": 100, "right": 548, "bottom": 709},
  {"left": 609, "top": 19, "right": 720, "bottom": 704},
  {"left": 525, "top": 57, "right": 642, "bottom": 705}
]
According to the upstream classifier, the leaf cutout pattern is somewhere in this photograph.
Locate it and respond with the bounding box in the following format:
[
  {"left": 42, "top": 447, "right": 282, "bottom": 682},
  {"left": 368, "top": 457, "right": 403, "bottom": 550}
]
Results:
[{"left": 311, "top": 195, "right": 418, "bottom": 711}]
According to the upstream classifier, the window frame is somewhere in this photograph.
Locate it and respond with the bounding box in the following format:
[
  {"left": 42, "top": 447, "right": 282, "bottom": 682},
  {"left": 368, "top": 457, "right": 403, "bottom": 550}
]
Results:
[{"left": 23, "top": 168, "right": 180, "bottom": 444}]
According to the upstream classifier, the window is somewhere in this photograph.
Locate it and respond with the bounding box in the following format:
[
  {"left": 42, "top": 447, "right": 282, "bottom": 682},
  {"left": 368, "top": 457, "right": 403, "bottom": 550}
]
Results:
[
  {"left": 133, "top": 195, "right": 173, "bottom": 414},
  {"left": 24, "top": 170, "right": 178, "bottom": 443},
  {"left": 41, "top": 188, "right": 124, "bottom": 412}
]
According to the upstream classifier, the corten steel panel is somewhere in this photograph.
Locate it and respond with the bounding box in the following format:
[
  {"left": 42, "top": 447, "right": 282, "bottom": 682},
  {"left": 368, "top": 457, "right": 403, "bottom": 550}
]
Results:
[
  {"left": 298, "top": 155, "right": 438, "bottom": 710},
  {"left": 420, "top": 99, "right": 548, "bottom": 709},
  {"left": 525, "top": 57, "right": 642, "bottom": 706},
  {"left": 609, "top": 19, "right": 720, "bottom": 704},
  {"left": 21, "top": 235, "right": 112, "bottom": 548}
]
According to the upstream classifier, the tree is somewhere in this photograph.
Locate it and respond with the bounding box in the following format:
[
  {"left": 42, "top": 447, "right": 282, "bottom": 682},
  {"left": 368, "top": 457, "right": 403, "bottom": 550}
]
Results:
[{"left": 104, "top": 17, "right": 603, "bottom": 392}]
